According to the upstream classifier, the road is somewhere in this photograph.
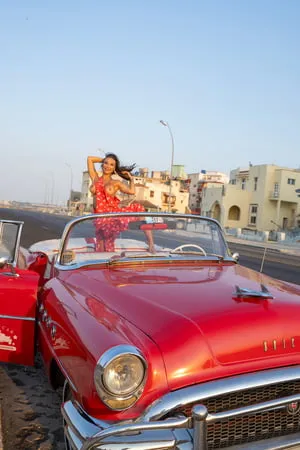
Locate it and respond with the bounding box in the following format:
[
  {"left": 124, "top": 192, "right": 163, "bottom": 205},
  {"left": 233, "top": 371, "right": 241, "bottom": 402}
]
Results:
[
  {"left": 0, "top": 208, "right": 298, "bottom": 285},
  {"left": 0, "top": 208, "right": 299, "bottom": 449}
]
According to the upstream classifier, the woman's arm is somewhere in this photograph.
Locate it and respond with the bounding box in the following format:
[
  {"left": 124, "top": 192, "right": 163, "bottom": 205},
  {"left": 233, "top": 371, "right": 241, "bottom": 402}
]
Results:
[
  {"left": 87, "top": 156, "right": 103, "bottom": 181},
  {"left": 117, "top": 172, "right": 136, "bottom": 195}
]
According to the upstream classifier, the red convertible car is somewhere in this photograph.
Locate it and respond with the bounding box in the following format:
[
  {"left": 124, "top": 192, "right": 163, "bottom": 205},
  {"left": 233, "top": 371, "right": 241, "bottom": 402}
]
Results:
[{"left": 1, "top": 212, "right": 300, "bottom": 450}]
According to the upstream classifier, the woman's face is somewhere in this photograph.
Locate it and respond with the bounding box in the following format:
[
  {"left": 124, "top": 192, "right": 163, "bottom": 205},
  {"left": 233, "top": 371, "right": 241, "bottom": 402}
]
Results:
[{"left": 102, "top": 157, "right": 116, "bottom": 175}]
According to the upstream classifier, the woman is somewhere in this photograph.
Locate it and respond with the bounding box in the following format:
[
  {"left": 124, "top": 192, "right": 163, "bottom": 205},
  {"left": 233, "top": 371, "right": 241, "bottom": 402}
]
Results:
[{"left": 87, "top": 153, "right": 154, "bottom": 252}]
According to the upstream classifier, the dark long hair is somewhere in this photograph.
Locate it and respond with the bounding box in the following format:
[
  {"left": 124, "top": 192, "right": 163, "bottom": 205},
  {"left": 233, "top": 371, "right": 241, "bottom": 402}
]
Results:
[{"left": 104, "top": 153, "right": 136, "bottom": 181}]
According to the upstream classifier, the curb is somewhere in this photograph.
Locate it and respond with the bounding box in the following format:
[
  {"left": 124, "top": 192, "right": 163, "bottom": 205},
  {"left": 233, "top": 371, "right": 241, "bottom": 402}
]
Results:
[{"left": 226, "top": 237, "right": 300, "bottom": 256}]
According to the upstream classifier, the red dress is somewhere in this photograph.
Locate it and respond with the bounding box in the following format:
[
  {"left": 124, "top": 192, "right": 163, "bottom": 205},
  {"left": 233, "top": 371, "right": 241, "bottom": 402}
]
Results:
[{"left": 93, "top": 177, "right": 145, "bottom": 251}]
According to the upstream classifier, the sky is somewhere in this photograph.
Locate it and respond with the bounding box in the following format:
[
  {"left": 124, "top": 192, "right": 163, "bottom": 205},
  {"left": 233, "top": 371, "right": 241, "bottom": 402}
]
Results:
[{"left": 1, "top": 0, "right": 300, "bottom": 204}]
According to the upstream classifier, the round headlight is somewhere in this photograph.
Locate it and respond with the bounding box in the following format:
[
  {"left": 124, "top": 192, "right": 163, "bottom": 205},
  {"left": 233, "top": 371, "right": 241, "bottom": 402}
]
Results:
[
  {"left": 103, "top": 354, "right": 145, "bottom": 396},
  {"left": 94, "top": 346, "right": 147, "bottom": 410}
]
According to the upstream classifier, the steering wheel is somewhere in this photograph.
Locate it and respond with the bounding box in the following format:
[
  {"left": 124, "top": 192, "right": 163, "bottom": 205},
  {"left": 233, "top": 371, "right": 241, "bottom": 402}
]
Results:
[{"left": 171, "top": 244, "right": 207, "bottom": 256}]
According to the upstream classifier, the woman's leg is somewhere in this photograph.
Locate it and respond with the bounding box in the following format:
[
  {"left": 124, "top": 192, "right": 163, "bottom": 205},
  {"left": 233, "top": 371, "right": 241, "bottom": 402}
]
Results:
[
  {"left": 144, "top": 230, "right": 155, "bottom": 253},
  {"left": 95, "top": 229, "right": 105, "bottom": 252},
  {"left": 103, "top": 232, "right": 116, "bottom": 252}
]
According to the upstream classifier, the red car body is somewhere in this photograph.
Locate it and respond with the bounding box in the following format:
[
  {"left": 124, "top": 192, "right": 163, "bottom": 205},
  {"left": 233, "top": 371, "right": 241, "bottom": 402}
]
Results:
[{"left": 1, "top": 214, "right": 300, "bottom": 450}]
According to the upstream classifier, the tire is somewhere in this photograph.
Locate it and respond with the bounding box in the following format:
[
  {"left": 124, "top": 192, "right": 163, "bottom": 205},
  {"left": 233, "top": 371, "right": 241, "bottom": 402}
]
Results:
[{"left": 176, "top": 221, "right": 185, "bottom": 230}]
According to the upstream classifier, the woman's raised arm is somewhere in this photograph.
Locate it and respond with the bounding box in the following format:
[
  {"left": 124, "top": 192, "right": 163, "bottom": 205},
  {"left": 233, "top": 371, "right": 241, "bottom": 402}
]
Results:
[
  {"left": 117, "top": 171, "right": 136, "bottom": 195},
  {"left": 87, "top": 156, "right": 103, "bottom": 182}
]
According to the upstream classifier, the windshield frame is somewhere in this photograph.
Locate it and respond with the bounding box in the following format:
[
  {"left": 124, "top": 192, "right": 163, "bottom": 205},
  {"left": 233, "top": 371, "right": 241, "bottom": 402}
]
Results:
[{"left": 55, "top": 212, "right": 233, "bottom": 270}]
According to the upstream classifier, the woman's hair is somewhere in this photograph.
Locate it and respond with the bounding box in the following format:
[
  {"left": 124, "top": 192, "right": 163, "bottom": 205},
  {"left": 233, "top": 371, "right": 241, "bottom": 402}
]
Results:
[{"left": 104, "top": 153, "right": 136, "bottom": 181}]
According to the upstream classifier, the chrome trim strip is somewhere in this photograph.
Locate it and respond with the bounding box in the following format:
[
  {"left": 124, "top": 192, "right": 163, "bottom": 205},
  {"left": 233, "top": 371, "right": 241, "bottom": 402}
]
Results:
[
  {"left": 54, "top": 211, "right": 231, "bottom": 270},
  {"left": 0, "top": 272, "right": 20, "bottom": 278},
  {"left": 55, "top": 255, "right": 235, "bottom": 272},
  {"left": 0, "top": 314, "right": 35, "bottom": 321},
  {"left": 142, "top": 365, "right": 300, "bottom": 421}
]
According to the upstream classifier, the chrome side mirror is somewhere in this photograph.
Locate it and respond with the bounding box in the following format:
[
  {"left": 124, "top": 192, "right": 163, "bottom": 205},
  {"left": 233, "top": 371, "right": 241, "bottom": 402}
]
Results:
[
  {"left": 232, "top": 252, "right": 240, "bottom": 262},
  {"left": 0, "top": 257, "right": 8, "bottom": 269}
]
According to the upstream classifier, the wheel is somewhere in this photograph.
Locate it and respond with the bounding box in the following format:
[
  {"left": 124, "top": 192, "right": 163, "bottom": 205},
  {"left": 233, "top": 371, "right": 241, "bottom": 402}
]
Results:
[
  {"left": 171, "top": 244, "right": 207, "bottom": 256},
  {"left": 176, "top": 220, "right": 185, "bottom": 230}
]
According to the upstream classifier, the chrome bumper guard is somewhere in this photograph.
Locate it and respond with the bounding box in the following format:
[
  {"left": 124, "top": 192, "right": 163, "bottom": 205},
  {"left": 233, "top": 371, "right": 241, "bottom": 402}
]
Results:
[{"left": 62, "top": 393, "right": 300, "bottom": 450}]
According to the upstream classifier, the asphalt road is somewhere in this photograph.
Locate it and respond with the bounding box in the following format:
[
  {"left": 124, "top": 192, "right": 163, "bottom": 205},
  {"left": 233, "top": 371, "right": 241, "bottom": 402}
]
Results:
[{"left": 0, "top": 207, "right": 299, "bottom": 285}]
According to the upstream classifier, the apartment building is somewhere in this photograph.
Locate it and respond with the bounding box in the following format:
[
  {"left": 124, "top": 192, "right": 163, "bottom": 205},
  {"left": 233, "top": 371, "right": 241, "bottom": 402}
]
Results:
[
  {"left": 200, "top": 164, "right": 300, "bottom": 231},
  {"left": 81, "top": 171, "right": 94, "bottom": 211},
  {"left": 80, "top": 169, "right": 190, "bottom": 213},
  {"left": 188, "top": 171, "right": 229, "bottom": 213}
]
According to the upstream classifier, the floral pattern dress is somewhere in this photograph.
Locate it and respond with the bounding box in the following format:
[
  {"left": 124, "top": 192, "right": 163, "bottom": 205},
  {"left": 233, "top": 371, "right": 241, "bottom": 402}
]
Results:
[{"left": 93, "top": 177, "right": 145, "bottom": 251}]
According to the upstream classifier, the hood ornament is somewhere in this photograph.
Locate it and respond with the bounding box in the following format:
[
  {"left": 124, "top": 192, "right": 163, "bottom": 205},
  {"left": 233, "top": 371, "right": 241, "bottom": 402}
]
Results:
[{"left": 234, "top": 284, "right": 273, "bottom": 300}]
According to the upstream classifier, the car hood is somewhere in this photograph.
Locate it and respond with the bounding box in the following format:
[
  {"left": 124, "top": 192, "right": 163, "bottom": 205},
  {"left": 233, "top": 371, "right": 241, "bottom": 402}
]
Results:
[{"left": 66, "top": 263, "right": 300, "bottom": 390}]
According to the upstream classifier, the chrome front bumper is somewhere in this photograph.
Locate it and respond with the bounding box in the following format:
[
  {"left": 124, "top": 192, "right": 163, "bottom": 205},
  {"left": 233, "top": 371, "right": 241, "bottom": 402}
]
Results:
[
  {"left": 62, "top": 398, "right": 300, "bottom": 450},
  {"left": 62, "top": 366, "right": 300, "bottom": 450}
]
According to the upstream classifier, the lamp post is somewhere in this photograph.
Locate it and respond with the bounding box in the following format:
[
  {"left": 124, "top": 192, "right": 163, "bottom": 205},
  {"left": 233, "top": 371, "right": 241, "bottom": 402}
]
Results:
[
  {"left": 65, "top": 163, "right": 73, "bottom": 211},
  {"left": 160, "top": 120, "right": 174, "bottom": 212},
  {"left": 49, "top": 172, "right": 55, "bottom": 206}
]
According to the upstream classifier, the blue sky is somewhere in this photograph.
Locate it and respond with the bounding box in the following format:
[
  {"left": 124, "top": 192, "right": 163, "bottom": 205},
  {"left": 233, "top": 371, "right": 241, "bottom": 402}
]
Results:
[{"left": 1, "top": 1, "right": 300, "bottom": 203}]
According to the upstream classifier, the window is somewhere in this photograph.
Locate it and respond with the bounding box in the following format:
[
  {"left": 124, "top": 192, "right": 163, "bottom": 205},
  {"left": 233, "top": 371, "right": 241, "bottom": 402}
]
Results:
[
  {"left": 150, "top": 190, "right": 154, "bottom": 198},
  {"left": 241, "top": 178, "right": 246, "bottom": 190},
  {"left": 273, "top": 183, "right": 279, "bottom": 198},
  {"left": 228, "top": 205, "right": 240, "bottom": 221},
  {"left": 254, "top": 177, "right": 258, "bottom": 191},
  {"left": 288, "top": 178, "right": 296, "bottom": 185},
  {"left": 249, "top": 204, "right": 258, "bottom": 226}
]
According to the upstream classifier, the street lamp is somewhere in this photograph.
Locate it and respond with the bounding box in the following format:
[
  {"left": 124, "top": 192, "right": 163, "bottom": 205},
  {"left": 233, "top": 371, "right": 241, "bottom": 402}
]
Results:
[
  {"left": 46, "top": 171, "right": 55, "bottom": 206},
  {"left": 65, "top": 163, "right": 73, "bottom": 210},
  {"left": 160, "top": 120, "right": 174, "bottom": 212}
]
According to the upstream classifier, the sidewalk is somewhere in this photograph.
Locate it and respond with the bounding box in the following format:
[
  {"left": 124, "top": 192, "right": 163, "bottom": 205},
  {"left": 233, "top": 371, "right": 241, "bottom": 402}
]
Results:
[{"left": 226, "top": 235, "right": 300, "bottom": 256}]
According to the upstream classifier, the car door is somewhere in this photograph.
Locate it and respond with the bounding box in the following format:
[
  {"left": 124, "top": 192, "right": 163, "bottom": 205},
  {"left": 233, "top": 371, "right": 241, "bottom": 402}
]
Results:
[{"left": 0, "top": 220, "right": 38, "bottom": 366}]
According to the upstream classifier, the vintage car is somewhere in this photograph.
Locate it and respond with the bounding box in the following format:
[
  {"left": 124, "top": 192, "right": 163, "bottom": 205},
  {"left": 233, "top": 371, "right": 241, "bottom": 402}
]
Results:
[{"left": 1, "top": 212, "right": 300, "bottom": 450}]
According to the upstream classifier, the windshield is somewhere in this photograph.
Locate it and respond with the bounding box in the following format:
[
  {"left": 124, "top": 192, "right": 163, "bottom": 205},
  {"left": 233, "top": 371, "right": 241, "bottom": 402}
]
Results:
[{"left": 58, "top": 213, "right": 229, "bottom": 267}]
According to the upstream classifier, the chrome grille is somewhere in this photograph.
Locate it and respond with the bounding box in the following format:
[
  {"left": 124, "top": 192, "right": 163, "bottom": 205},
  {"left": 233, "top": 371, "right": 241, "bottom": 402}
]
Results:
[{"left": 174, "top": 380, "right": 300, "bottom": 449}]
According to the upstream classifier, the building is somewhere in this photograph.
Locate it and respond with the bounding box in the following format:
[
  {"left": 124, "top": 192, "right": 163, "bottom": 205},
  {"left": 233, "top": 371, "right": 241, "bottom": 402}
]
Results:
[
  {"left": 172, "top": 165, "right": 187, "bottom": 179},
  {"left": 188, "top": 171, "right": 229, "bottom": 213},
  {"left": 80, "top": 169, "right": 190, "bottom": 213},
  {"left": 81, "top": 171, "right": 94, "bottom": 212},
  {"left": 133, "top": 176, "right": 189, "bottom": 213},
  {"left": 200, "top": 164, "right": 300, "bottom": 231}
]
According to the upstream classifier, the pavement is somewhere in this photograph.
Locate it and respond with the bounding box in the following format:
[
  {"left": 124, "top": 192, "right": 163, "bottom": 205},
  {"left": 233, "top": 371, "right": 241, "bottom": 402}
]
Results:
[{"left": 226, "top": 234, "right": 300, "bottom": 256}]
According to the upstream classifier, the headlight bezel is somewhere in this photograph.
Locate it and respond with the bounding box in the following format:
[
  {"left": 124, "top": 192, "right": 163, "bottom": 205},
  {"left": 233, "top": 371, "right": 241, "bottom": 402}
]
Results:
[{"left": 94, "top": 345, "right": 148, "bottom": 411}]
